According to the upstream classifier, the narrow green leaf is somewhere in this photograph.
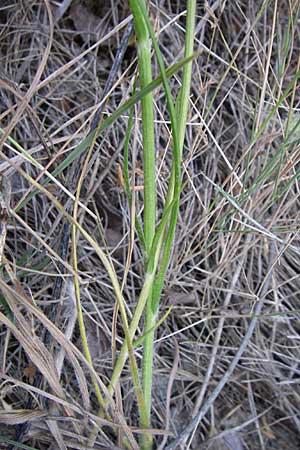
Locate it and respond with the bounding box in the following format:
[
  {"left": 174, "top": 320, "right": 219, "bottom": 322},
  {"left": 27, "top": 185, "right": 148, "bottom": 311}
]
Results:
[{"left": 15, "top": 52, "right": 199, "bottom": 213}]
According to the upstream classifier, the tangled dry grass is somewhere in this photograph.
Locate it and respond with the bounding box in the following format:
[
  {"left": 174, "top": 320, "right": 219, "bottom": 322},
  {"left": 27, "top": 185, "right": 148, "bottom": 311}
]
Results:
[{"left": 1, "top": 0, "right": 300, "bottom": 449}]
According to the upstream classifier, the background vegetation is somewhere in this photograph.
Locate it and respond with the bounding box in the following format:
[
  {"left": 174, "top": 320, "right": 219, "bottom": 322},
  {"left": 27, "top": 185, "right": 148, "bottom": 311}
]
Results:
[{"left": 1, "top": 1, "right": 300, "bottom": 449}]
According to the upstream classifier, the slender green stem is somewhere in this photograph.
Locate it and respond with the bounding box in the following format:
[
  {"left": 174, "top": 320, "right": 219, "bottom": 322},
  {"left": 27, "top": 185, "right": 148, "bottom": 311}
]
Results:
[
  {"left": 129, "top": 1, "right": 156, "bottom": 255},
  {"left": 176, "top": 0, "right": 196, "bottom": 152},
  {"left": 108, "top": 192, "right": 177, "bottom": 394},
  {"left": 128, "top": 2, "right": 196, "bottom": 448},
  {"left": 129, "top": 2, "right": 155, "bottom": 446},
  {"left": 151, "top": 0, "right": 196, "bottom": 314}
]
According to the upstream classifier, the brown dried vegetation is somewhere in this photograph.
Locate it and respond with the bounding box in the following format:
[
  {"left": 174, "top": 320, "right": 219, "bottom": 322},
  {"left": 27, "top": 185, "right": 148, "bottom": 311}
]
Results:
[{"left": 1, "top": 1, "right": 300, "bottom": 449}]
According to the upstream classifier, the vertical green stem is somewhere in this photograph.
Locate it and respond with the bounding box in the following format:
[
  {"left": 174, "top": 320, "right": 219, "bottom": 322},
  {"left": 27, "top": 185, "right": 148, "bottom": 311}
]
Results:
[
  {"left": 131, "top": 5, "right": 156, "bottom": 252},
  {"left": 129, "top": 1, "right": 155, "bottom": 447},
  {"left": 129, "top": 1, "right": 196, "bottom": 448},
  {"left": 176, "top": 0, "right": 196, "bottom": 152},
  {"left": 151, "top": 0, "right": 196, "bottom": 313}
]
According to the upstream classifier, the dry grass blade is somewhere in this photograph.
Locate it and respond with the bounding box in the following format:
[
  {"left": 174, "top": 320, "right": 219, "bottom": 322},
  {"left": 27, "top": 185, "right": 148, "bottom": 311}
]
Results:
[
  {"left": 0, "top": 0, "right": 53, "bottom": 150},
  {"left": 0, "top": 175, "right": 10, "bottom": 266},
  {"left": 0, "top": 409, "right": 46, "bottom": 426},
  {"left": 0, "top": 298, "right": 65, "bottom": 402}
]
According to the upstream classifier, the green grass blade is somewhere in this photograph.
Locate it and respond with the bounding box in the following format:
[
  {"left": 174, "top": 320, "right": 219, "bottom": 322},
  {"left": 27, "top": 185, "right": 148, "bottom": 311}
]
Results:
[
  {"left": 129, "top": 3, "right": 195, "bottom": 447},
  {"left": 0, "top": 436, "right": 39, "bottom": 450},
  {"left": 14, "top": 53, "right": 198, "bottom": 213},
  {"left": 129, "top": 3, "right": 156, "bottom": 443}
]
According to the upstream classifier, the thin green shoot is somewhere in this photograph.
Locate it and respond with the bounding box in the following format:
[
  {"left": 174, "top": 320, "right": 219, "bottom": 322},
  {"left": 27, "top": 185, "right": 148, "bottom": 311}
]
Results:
[{"left": 13, "top": 52, "right": 199, "bottom": 213}]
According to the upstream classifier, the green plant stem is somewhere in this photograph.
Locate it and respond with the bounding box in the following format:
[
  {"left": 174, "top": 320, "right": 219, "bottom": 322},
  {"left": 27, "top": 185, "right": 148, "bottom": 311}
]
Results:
[
  {"left": 129, "top": 1, "right": 156, "bottom": 446},
  {"left": 133, "top": 4, "right": 195, "bottom": 449},
  {"left": 176, "top": 0, "right": 196, "bottom": 152},
  {"left": 151, "top": 0, "right": 196, "bottom": 314},
  {"left": 129, "top": 0, "right": 156, "bottom": 255},
  {"left": 131, "top": 4, "right": 154, "bottom": 447},
  {"left": 71, "top": 116, "right": 149, "bottom": 438},
  {"left": 108, "top": 193, "right": 177, "bottom": 395}
]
